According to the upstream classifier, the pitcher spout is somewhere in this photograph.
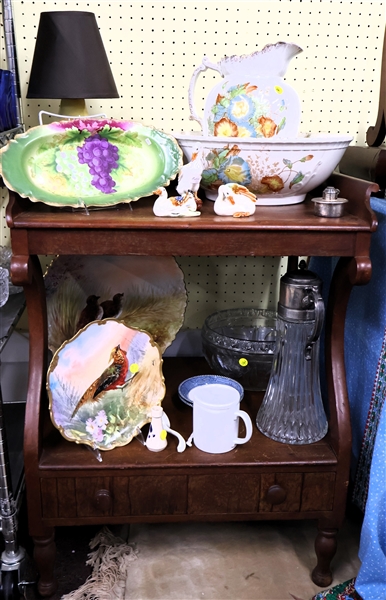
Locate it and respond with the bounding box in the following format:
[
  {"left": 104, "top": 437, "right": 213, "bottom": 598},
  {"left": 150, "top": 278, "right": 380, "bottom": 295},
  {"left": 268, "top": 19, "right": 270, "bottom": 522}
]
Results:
[{"left": 219, "top": 41, "right": 303, "bottom": 77}]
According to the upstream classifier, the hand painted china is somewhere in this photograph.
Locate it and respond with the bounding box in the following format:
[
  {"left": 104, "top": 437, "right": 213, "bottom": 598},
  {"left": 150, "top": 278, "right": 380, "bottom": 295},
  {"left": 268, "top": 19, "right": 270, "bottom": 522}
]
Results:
[
  {"left": 188, "top": 42, "right": 302, "bottom": 139},
  {"left": 47, "top": 319, "right": 165, "bottom": 451},
  {"left": 0, "top": 118, "right": 182, "bottom": 208},
  {"left": 174, "top": 132, "right": 353, "bottom": 205}
]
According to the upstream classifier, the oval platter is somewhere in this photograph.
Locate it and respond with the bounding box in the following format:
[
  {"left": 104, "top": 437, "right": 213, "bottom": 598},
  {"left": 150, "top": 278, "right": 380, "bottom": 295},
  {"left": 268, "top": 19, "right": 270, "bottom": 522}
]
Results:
[
  {"left": 0, "top": 118, "right": 183, "bottom": 208},
  {"left": 47, "top": 319, "right": 165, "bottom": 451}
]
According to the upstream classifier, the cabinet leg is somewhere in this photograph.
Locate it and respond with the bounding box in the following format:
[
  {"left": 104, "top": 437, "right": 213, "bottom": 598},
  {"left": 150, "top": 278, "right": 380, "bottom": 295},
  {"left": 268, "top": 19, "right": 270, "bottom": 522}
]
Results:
[
  {"left": 33, "top": 529, "right": 58, "bottom": 597},
  {"left": 312, "top": 527, "right": 337, "bottom": 587}
]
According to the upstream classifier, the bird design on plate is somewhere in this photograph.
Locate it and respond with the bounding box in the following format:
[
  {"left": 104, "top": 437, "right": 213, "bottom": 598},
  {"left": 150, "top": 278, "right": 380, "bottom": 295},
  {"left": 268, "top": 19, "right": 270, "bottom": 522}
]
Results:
[
  {"left": 75, "top": 292, "right": 124, "bottom": 331},
  {"left": 71, "top": 344, "right": 131, "bottom": 417},
  {"left": 100, "top": 293, "right": 124, "bottom": 319},
  {"left": 76, "top": 294, "right": 103, "bottom": 330}
]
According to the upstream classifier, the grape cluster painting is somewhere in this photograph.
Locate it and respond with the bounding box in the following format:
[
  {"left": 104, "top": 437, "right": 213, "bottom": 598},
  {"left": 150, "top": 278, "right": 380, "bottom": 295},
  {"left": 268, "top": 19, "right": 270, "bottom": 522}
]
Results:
[
  {"left": 76, "top": 133, "right": 120, "bottom": 194},
  {"left": 0, "top": 118, "right": 182, "bottom": 208}
]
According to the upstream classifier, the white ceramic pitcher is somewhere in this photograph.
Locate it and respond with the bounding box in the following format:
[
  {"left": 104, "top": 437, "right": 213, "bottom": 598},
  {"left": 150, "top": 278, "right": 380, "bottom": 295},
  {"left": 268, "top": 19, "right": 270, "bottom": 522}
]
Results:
[
  {"left": 188, "top": 42, "right": 302, "bottom": 139},
  {"left": 187, "top": 382, "right": 253, "bottom": 454}
]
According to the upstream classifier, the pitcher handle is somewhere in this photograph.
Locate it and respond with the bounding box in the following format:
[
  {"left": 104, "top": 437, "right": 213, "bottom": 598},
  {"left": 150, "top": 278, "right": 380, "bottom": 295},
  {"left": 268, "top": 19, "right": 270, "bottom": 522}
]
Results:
[
  {"left": 233, "top": 410, "right": 253, "bottom": 445},
  {"left": 188, "top": 56, "right": 222, "bottom": 130},
  {"left": 304, "top": 286, "right": 325, "bottom": 360}
]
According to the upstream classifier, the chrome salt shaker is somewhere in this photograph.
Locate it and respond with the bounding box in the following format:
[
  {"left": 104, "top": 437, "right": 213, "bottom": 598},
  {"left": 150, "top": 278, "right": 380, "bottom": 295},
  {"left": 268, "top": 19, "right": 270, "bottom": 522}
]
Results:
[{"left": 312, "top": 185, "right": 348, "bottom": 217}]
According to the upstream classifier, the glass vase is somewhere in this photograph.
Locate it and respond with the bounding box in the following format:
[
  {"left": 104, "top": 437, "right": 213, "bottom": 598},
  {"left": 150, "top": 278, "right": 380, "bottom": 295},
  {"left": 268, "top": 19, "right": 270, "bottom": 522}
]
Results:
[{"left": 256, "top": 316, "right": 328, "bottom": 445}]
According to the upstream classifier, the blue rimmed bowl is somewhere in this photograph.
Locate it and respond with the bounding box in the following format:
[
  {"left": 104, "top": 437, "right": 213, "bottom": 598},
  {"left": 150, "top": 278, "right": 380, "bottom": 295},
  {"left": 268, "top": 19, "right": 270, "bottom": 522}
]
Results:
[{"left": 178, "top": 374, "right": 244, "bottom": 407}]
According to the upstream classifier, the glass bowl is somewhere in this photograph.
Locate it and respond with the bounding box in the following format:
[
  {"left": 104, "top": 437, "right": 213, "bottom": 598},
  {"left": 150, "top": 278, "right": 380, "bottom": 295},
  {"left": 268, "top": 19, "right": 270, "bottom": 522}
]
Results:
[{"left": 201, "top": 308, "right": 277, "bottom": 391}]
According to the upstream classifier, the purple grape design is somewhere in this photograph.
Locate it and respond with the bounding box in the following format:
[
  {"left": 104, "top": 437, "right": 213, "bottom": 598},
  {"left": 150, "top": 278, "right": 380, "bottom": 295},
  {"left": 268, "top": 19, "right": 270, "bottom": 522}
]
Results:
[{"left": 77, "top": 134, "right": 119, "bottom": 194}]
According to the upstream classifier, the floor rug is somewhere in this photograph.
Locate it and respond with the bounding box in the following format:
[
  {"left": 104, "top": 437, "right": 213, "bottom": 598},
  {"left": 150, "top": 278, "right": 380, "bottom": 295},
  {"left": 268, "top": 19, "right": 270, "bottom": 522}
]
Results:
[
  {"left": 61, "top": 527, "right": 138, "bottom": 600},
  {"left": 311, "top": 578, "right": 362, "bottom": 600},
  {"left": 61, "top": 520, "right": 361, "bottom": 600}
]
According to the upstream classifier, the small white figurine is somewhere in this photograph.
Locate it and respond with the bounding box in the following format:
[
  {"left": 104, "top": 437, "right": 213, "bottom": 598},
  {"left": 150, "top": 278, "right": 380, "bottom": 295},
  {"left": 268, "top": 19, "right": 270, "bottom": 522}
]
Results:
[
  {"left": 176, "top": 145, "right": 207, "bottom": 208},
  {"left": 145, "top": 406, "right": 186, "bottom": 453},
  {"left": 214, "top": 183, "right": 257, "bottom": 218},
  {"left": 145, "top": 406, "right": 167, "bottom": 452},
  {"left": 153, "top": 187, "right": 201, "bottom": 217}
]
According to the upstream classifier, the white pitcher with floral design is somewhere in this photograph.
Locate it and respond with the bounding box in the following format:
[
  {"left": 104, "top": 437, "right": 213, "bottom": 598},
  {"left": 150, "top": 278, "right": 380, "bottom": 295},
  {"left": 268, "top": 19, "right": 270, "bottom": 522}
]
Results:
[{"left": 188, "top": 42, "right": 302, "bottom": 139}]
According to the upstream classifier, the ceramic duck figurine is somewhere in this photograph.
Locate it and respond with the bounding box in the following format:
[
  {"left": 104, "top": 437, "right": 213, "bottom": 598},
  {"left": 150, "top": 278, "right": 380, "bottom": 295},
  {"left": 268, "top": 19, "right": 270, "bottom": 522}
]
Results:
[
  {"left": 153, "top": 187, "right": 201, "bottom": 217},
  {"left": 214, "top": 183, "right": 257, "bottom": 217},
  {"left": 176, "top": 146, "right": 207, "bottom": 208}
]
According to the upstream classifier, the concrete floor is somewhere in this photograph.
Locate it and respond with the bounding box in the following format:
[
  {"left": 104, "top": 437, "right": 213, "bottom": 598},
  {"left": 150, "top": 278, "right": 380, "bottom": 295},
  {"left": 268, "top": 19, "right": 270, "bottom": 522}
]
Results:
[{"left": 18, "top": 511, "right": 362, "bottom": 600}]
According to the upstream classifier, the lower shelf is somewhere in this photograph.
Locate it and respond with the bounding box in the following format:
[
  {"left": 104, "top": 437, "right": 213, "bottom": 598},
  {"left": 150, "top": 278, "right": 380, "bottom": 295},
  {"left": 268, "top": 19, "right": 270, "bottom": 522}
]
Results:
[
  {"left": 36, "top": 357, "right": 339, "bottom": 526},
  {"left": 40, "top": 357, "right": 337, "bottom": 470}
]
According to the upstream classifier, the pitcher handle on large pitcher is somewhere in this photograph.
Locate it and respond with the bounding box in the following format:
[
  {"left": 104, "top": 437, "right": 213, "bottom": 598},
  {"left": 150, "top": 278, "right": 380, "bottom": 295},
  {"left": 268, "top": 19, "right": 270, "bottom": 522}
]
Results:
[
  {"left": 188, "top": 56, "right": 222, "bottom": 130},
  {"left": 305, "top": 286, "right": 325, "bottom": 360}
]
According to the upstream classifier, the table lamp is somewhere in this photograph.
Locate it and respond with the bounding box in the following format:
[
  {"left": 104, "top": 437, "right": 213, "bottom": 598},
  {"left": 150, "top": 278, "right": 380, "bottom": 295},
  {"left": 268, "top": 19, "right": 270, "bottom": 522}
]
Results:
[{"left": 26, "top": 11, "right": 119, "bottom": 116}]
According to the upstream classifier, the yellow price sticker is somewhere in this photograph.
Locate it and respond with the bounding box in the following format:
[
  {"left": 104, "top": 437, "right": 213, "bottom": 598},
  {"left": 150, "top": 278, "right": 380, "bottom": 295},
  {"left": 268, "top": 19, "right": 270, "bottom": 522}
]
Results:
[
  {"left": 239, "top": 358, "right": 248, "bottom": 367},
  {"left": 160, "top": 430, "right": 167, "bottom": 440},
  {"left": 130, "top": 363, "right": 139, "bottom": 374}
]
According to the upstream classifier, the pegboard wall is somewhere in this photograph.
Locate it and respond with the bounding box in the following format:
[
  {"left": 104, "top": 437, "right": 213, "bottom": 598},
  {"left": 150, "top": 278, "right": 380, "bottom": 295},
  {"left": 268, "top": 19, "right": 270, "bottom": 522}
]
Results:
[{"left": 1, "top": 0, "right": 385, "bottom": 331}]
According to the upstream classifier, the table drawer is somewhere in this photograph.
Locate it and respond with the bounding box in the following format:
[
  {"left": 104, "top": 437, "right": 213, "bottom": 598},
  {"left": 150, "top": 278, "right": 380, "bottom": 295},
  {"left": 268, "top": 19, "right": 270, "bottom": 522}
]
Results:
[{"left": 40, "top": 471, "right": 336, "bottom": 519}]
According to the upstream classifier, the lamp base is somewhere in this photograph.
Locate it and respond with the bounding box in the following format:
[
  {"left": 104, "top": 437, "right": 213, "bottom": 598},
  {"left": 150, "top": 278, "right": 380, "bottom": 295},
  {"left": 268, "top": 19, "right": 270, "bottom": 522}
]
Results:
[{"left": 59, "top": 99, "right": 88, "bottom": 116}]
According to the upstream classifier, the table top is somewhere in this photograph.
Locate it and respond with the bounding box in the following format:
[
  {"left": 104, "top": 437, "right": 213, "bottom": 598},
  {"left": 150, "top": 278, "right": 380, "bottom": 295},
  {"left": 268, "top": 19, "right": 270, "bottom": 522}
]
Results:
[
  {"left": 6, "top": 174, "right": 377, "bottom": 232},
  {"left": 5, "top": 174, "right": 379, "bottom": 259}
]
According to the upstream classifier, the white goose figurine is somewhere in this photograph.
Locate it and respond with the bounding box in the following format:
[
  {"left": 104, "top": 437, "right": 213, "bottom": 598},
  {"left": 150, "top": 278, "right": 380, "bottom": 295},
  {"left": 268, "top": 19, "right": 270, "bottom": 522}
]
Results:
[
  {"left": 214, "top": 183, "right": 257, "bottom": 217},
  {"left": 176, "top": 146, "right": 207, "bottom": 208},
  {"left": 152, "top": 187, "right": 201, "bottom": 218}
]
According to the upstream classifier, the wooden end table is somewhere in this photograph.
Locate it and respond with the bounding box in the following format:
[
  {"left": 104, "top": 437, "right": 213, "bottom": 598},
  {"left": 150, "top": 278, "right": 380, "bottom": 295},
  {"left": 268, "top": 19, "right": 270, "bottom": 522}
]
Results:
[{"left": 6, "top": 173, "right": 378, "bottom": 597}]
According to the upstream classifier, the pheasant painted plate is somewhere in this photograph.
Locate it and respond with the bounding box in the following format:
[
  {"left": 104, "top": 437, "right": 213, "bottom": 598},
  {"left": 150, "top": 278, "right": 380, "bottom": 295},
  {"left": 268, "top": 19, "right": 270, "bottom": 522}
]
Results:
[
  {"left": 47, "top": 319, "right": 165, "bottom": 450},
  {"left": 0, "top": 118, "right": 182, "bottom": 208}
]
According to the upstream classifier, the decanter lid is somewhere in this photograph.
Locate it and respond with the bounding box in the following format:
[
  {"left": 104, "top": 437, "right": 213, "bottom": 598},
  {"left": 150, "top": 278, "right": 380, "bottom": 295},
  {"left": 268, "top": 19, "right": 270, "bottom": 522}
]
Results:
[{"left": 281, "top": 260, "right": 322, "bottom": 287}]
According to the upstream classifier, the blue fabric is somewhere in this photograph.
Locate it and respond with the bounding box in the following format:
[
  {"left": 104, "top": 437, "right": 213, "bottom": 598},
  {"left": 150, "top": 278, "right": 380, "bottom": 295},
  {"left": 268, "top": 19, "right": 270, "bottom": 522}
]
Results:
[
  {"left": 310, "top": 197, "right": 386, "bottom": 485},
  {"left": 355, "top": 401, "right": 386, "bottom": 599},
  {"left": 310, "top": 197, "right": 386, "bottom": 600},
  {"left": 345, "top": 198, "right": 386, "bottom": 487}
]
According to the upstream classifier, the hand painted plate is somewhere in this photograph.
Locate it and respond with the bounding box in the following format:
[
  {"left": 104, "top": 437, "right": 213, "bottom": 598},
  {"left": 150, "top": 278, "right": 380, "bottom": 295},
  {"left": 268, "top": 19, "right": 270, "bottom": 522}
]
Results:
[
  {"left": 44, "top": 255, "right": 187, "bottom": 355},
  {"left": 0, "top": 118, "right": 182, "bottom": 208},
  {"left": 47, "top": 319, "right": 165, "bottom": 450}
]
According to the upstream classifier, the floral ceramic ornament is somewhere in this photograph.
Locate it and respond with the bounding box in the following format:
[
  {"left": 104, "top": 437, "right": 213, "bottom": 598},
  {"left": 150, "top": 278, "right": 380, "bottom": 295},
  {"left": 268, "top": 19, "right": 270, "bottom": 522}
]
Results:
[
  {"left": 152, "top": 187, "right": 201, "bottom": 217},
  {"left": 214, "top": 183, "right": 257, "bottom": 217},
  {"left": 176, "top": 145, "right": 207, "bottom": 208}
]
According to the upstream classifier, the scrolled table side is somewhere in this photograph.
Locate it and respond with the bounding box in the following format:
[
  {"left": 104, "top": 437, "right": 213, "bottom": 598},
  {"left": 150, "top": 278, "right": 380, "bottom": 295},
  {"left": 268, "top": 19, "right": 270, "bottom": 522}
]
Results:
[
  {"left": 310, "top": 176, "right": 378, "bottom": 587},
  {"left": 10, "top": 252, "right": 57, "bottom": 597}
]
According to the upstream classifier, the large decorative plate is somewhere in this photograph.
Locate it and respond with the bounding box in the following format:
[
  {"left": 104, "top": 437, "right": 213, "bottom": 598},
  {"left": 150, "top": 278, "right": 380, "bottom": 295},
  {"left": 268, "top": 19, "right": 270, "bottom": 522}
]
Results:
[
  {"left": 44, "top": 255, "right": 187, "bottom": 355},
  {"left": 47, "top": 319, "right": 165, "bottom": 450},
  {"left": 0, "top": 118, "right": 182, "bottom": 208}
]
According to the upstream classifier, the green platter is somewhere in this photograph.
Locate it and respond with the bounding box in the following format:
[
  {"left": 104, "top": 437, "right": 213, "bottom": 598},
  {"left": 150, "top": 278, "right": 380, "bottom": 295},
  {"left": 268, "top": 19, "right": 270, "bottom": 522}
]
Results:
[{"left": 0, "top": 118, "right": 183, "bottom": 208}]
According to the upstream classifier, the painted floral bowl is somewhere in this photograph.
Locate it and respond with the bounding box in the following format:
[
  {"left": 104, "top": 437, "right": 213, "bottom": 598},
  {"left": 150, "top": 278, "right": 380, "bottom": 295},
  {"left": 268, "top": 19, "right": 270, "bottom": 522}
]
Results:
[{"left": 173, "top": 132, "right": 352, "bottom": 205}]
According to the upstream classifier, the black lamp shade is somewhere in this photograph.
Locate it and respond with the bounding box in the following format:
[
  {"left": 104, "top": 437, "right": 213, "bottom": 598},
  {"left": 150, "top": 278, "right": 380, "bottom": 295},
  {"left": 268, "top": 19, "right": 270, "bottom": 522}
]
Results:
[{"left": 26, "top": 11, "right": 119, "bottom": 99}]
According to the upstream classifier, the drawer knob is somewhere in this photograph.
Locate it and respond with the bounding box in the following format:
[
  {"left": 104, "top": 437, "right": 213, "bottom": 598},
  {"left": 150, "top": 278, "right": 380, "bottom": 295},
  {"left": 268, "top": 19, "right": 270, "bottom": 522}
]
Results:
[
  {"left": 266, "top": 484, "right": 287, "bottom": 505},
  {"left": 95, "top": 489, "right": 111, "bottom": 511}
]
